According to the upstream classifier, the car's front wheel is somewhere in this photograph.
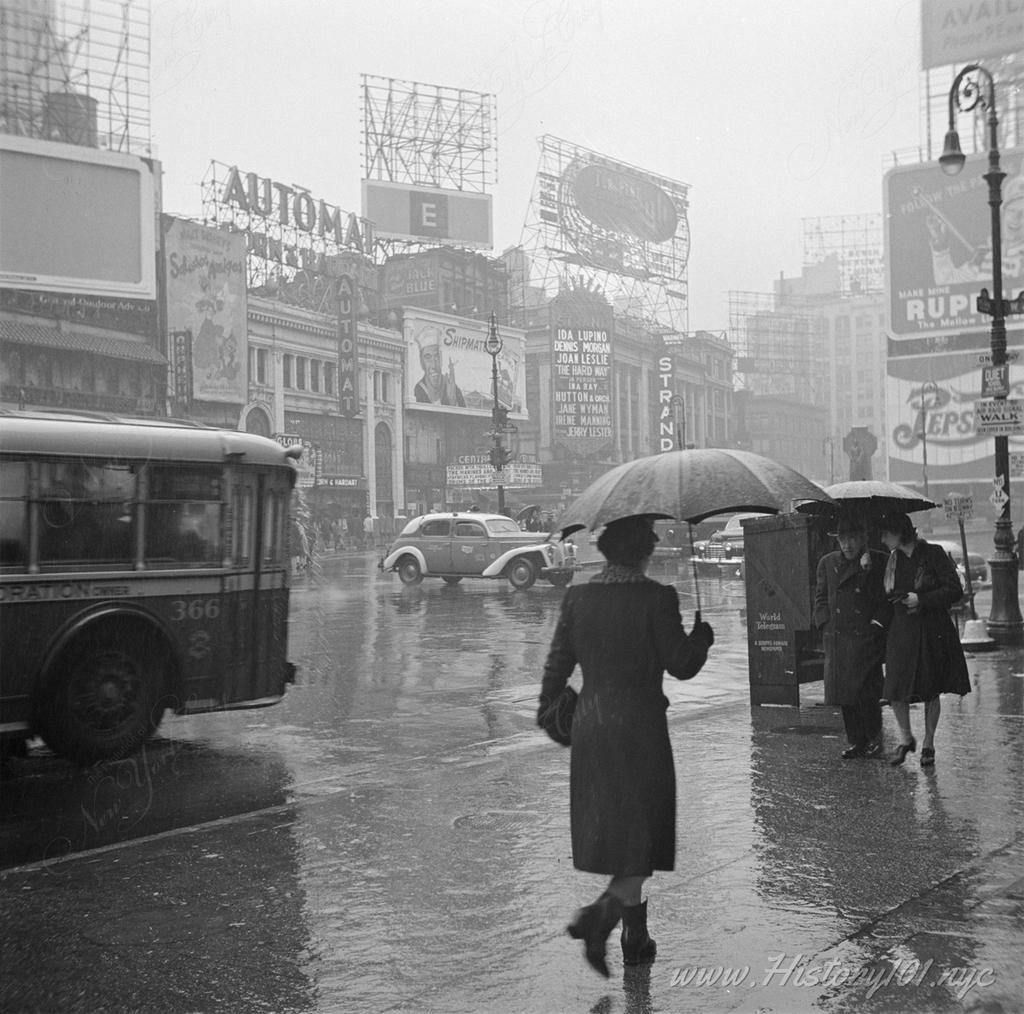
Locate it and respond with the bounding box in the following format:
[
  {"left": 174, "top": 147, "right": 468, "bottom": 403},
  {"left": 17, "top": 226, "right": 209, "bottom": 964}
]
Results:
[
  {"left": 397, "top": 556, "right": 423, "bottom": 585},
  {"left": 507, "top": 557, "right": 537, "bottom": 590}
]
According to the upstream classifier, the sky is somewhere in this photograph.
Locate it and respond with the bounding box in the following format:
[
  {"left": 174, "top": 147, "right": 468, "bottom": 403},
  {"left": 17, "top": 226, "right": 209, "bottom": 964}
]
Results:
[{"left": 149, "top": 0, "right": 924, "bottom": 330}]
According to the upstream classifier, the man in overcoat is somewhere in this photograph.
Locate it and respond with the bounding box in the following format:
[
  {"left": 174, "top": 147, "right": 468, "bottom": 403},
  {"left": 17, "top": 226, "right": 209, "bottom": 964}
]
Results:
[{"left": 813, "top": 516, "right": 892, "bottom": 758}]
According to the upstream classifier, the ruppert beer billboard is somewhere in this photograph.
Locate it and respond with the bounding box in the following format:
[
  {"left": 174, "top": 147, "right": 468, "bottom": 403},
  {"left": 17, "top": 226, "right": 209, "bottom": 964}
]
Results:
[{"left": 884, "top": 149, "right": 1024, "bottom": 336}]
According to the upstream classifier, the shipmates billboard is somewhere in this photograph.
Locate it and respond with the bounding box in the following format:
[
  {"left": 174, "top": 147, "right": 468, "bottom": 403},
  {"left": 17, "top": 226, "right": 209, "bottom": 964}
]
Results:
[
  {"left": 884, "top": 148, "right": 1024, "bottom": 336},
  {"left": 404, "top": 309, "right": 525, "bottom": 419}
]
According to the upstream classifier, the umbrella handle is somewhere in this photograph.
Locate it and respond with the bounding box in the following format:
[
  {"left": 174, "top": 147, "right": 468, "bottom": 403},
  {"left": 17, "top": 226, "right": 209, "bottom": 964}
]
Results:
[{"left": 687, "top": 522, "right": 702, "bottom": 616}]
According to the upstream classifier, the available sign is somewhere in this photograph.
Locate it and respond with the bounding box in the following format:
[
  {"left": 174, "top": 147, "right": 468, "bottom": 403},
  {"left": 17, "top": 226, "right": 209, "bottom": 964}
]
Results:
[{"left": 974, "top": 399, "right": 1024, "bottom": 435}]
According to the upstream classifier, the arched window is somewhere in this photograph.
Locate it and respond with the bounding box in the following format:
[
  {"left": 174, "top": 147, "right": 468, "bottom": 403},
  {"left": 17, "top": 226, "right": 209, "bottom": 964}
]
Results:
[{"left": 244, "top": 407, "right": 271, "bottom": 437}]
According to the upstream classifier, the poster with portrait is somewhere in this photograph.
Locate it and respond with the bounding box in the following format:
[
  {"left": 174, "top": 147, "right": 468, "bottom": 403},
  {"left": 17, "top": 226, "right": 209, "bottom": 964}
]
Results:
[
  {"left": 162, "top": 216, "right": 248, "bottom": 404},
  {"left": 403, "top": 309, "right": 526, "bottom": 418}
]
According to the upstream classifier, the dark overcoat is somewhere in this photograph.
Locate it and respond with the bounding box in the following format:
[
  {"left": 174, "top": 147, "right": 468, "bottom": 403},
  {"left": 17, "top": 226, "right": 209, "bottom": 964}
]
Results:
[
  {"left": 881, "top": 540, "right": 971, "bottom": 703},
  {"left": 812, "top": 548, "right": 891, "bottom": 706},
  {"left": 540, "top": 576, "right": 708, "bottom": 875}
]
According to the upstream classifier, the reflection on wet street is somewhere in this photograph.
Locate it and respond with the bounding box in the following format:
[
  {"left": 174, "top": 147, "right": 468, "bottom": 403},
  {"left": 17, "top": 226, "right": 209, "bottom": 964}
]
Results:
[{"left": 1, "top": 554, "right": 1020, "bottom": 1013}]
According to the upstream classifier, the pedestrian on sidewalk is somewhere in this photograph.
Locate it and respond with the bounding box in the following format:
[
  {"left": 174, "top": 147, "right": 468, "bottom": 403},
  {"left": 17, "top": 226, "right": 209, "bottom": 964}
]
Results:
[
  {"left": 537, "top": 514, "right": 714, "bottom": 978},
  {"left": 878, "top": 512, "right": 971, "bottom": 768},
  {"left": 813, "top": 515, "right": 891, "bottom": 759}
]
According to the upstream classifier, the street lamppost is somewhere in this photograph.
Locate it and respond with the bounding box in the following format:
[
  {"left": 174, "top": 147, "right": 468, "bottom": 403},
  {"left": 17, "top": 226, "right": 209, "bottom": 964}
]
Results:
[
  {"left": 918, "top": 380, "right": 939, "bottom": 500},
  {"left": 671, "top": 394, "right": 685, "bottom": 450},
  {"left": 485, "top": 313, "right": 512, "bottom": 516},
  {"left": 940, "top": 63, "right": 1023, "bottom": 642},
  {"left": 823, "top": 434, "right": 835, "bottom": 485}
]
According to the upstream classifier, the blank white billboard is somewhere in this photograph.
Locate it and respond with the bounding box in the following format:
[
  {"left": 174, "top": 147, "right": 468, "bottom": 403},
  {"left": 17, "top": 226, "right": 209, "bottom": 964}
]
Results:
[{"left": 0, "top": 135, "right": 156, "bottom": 299}]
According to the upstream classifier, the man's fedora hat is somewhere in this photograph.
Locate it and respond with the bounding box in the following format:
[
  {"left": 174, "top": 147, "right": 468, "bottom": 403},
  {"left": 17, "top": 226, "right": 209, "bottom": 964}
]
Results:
[{"left": 828, "top": 515, "right": 864, "bottom": 538}]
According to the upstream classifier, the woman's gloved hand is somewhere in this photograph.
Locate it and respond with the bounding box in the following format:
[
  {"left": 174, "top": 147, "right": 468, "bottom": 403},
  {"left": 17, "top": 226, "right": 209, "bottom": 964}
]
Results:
[{"left": 690, "top": 615, "right": 714, "bottom": 647}]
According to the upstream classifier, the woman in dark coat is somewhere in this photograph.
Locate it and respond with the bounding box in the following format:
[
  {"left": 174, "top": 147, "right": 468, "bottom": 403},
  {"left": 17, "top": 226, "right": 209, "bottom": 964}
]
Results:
[
  {"left": 878, "top": 512, "right": 971, "bottom": 767},
  {"left": 538, "top": 515, "right": 713, "bottom": 977}
]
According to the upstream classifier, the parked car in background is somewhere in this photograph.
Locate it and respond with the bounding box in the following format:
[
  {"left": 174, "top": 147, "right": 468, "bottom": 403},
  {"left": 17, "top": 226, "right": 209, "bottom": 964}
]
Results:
[
  {"left": 932, "top": 539, "right": 989, "bottom": 587},
  {"left": 380, "top": 512, "right": 577, "bottom": 589},
  {"left": 692, "top": 513, "right": 769, "bottom": 577}
]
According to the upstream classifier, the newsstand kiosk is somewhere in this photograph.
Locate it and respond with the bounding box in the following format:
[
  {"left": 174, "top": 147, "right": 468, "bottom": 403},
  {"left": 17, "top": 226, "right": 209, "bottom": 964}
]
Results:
[{"left": 742, "top": 512, "right": 834, "bottom": 706}]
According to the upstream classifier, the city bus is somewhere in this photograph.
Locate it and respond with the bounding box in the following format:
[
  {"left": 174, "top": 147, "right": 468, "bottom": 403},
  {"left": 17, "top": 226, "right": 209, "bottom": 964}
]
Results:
[{"left": 0, "top": 410, "right": 302, "bottom": 764}]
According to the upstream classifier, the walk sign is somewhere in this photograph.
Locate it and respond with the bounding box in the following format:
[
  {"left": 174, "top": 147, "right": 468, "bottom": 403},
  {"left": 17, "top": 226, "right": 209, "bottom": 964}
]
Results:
[{"left": 975, "top": 399, "right": 1024, "bottom": 435}]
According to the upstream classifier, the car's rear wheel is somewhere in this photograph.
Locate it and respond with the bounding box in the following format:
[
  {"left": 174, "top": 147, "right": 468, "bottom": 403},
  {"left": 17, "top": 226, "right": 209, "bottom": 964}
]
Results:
[
  {"left": 442, "top": 576, "right": 462, "bottom": 585},
  {"left": 508, "top": 557, "right": 537, "bottom": 590},
  {"left": 548, "top": 573, "right": 573, "bottom": 588},
  {"left": 397, "top": 556, "right": 423, "bottom": 585}
]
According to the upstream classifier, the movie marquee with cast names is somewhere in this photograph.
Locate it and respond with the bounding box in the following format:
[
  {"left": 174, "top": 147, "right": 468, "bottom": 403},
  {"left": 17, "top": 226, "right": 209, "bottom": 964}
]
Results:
[{"left": 552, "top": 326, "right": 613, "bottom": 450}]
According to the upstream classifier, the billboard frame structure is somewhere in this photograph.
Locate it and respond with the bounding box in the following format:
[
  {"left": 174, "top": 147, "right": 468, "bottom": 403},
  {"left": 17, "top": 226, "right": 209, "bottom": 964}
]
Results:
[
  {"left": 517, "top": 135, "right": 691, "bottom": 331},
  {"left": 360, "top": 74, "right": 496, "bottom": 259}
]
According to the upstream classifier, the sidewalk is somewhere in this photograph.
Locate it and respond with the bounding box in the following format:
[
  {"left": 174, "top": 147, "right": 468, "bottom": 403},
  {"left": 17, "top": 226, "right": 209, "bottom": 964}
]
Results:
[{"left": 642, "top": 641, "right": 1024, "bottom": 1014}]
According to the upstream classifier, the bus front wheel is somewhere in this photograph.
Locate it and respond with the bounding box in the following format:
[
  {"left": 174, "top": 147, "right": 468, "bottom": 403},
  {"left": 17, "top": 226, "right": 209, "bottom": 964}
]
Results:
[{"left": 36, "top": 629, "right": 170, "bottom": 765}]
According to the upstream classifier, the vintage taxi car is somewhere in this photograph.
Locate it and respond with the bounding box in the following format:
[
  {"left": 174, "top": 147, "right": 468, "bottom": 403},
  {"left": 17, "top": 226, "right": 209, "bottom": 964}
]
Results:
[{"left": 380, "top": 512, "right": 576, "bottom": 589}]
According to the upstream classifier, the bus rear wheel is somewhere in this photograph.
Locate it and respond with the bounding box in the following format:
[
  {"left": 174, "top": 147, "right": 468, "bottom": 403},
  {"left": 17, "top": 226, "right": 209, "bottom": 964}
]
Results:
[{"left": 36, "top": 629, "right": 169, "bottom": 765}]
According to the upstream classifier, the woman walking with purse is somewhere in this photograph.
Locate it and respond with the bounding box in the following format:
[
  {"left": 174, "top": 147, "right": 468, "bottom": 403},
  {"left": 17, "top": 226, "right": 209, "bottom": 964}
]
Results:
[
  {"left": 537, "top": 514, "right": 714, "bottom": 977},
  {"left": 877, "top": 512, "right": 971, "bottom": 767}
]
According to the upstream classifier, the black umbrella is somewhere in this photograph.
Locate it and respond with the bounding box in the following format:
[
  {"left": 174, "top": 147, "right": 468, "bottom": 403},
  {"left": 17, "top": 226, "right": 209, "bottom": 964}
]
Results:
[
  {"left": 555, "top": 448, "right": 831, "bottom": 537},
  {"left": 796, "top": 480, "right": 936, "bottom": 523}
]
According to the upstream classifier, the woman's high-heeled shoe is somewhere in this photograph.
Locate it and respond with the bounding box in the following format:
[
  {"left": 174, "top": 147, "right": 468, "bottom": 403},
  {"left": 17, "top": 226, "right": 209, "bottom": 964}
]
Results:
[
  {"left": 920, "top": 747, "right": 935, "bottom": 767},
  {"left": 567, "top": 891, "right": 622, "bottom": 978},
  {"left": 890, "top": 737, "right": 916, "bottom": 766}
]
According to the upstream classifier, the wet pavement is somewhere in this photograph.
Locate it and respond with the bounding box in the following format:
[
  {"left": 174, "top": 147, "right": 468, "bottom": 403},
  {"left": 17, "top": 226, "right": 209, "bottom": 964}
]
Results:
[{"left": 0, "top": 549, "right": 1021, "bottom": 1013}]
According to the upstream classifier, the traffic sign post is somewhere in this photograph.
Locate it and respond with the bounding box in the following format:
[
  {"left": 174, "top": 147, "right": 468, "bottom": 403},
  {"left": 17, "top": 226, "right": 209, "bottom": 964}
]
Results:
[{"left": 944, "top": 492, "right": 977, "bottom": 620}]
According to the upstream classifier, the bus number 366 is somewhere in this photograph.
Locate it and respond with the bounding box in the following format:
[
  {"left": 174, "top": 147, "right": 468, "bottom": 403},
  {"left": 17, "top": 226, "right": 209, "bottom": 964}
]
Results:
[{"left": 170, "top": 599, "right": 221, "bottom": 621}]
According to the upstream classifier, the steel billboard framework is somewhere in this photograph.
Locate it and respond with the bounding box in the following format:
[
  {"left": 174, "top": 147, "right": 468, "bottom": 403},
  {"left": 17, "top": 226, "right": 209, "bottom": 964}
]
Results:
[
  {"left": 516, "top": 135, "right": 691, "bottom": 332},
  {"left": 0, "top": 0, "right": 150, "bottom": 156},
  {"left": 360, "top": 73, "right": 497, "bottom": 260}
]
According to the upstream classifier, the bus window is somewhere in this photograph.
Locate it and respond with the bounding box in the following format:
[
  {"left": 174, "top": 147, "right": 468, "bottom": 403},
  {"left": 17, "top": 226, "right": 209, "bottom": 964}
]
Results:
[
  {"left": 146, "top": 465, "right": 222, "bottom": 567},
  {"left": 0, "top": 461, "right": 27, "bottom": 568},
  {"left": 233, "top": 483, "right": 254, "bottom": 565},
  {"left": 263, "top": 489, "right": 284, "bottom": 564},
  {"left": 38, "top": 460, "right": 135, "bottom": 567}
]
